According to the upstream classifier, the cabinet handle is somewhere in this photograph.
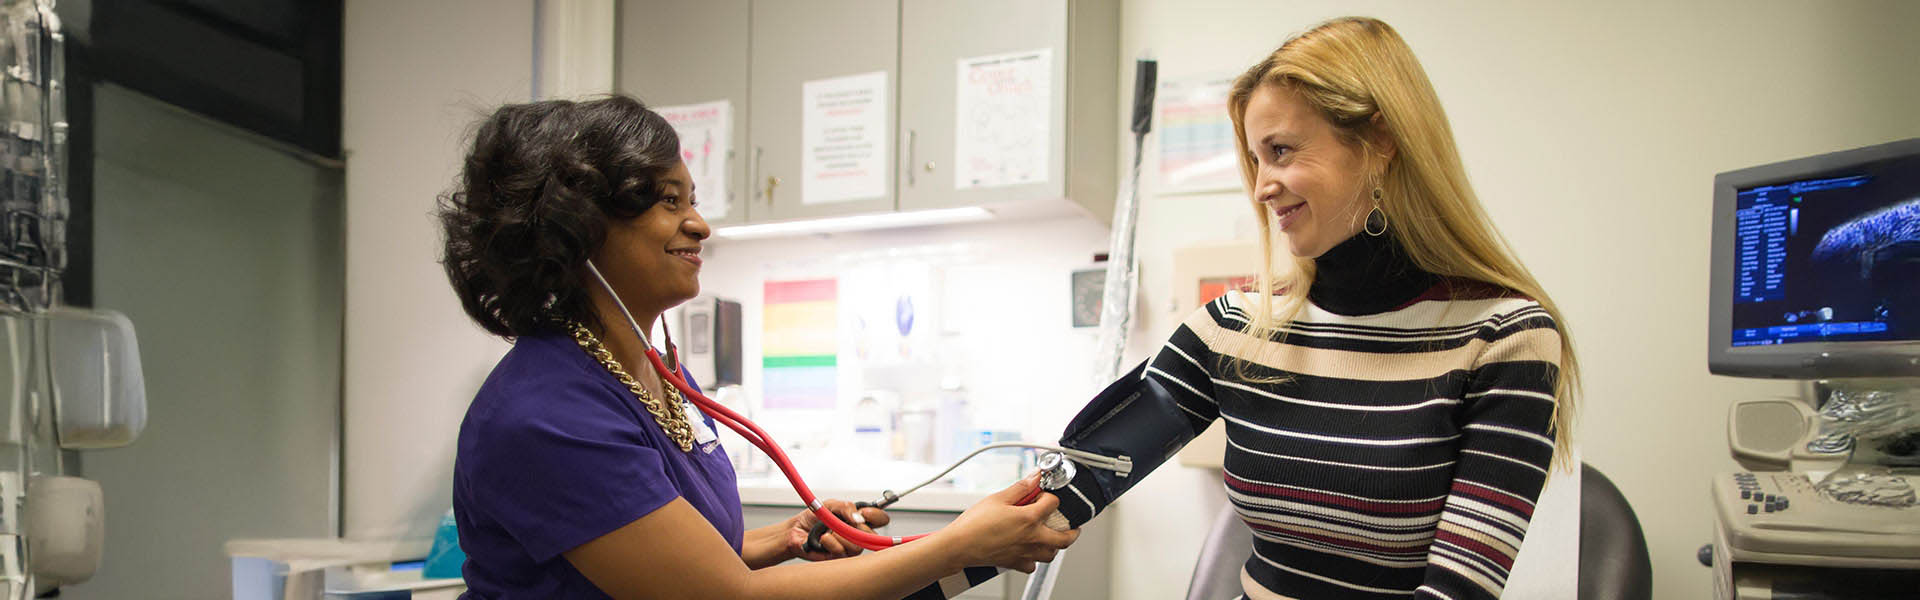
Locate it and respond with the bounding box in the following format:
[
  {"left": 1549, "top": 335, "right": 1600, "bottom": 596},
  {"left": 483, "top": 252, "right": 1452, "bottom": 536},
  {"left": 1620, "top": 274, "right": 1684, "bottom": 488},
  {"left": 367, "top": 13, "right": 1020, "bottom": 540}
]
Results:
[
  {"left": 766, "top": 176, "right": 781, "bottom": 206},
  {"left": 753, "top": 146, "right": 769, "bottom": 206},
  {"left": 906, "top": 129, "right": 917, "bottom": 187}
]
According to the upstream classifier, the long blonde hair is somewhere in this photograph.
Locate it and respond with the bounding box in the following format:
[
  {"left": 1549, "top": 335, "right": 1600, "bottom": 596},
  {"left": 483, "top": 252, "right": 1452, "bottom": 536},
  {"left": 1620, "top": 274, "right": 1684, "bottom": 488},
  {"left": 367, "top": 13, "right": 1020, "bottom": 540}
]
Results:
[{"left": 1226, "top": 17, "right": 1580, "bottom": 468}]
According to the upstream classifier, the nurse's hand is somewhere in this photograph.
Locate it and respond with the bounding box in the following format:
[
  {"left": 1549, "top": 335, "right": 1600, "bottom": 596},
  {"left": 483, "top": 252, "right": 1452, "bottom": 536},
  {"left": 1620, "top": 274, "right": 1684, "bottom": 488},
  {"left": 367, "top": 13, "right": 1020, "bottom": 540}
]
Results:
[
  {"left": 786, "top": 499, "right": 892, "bottom": 561},
  {"left": 944, "top": 472, "right": 1081, "bottom": 573}
]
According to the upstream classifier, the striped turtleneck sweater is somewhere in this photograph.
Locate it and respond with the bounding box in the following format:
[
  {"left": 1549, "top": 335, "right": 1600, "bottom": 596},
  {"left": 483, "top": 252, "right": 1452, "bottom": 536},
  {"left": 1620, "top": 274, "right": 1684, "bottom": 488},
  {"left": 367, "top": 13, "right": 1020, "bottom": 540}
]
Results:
[{"left": 1152, "top": 231, "right": 1563, "bottom": 600}]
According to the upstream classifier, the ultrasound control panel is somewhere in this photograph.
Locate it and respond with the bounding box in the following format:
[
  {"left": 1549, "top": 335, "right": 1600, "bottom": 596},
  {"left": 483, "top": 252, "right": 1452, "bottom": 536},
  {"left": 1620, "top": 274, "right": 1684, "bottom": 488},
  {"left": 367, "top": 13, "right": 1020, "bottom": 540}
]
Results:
[{"left": 1712, "top": 471, "right": 1920, "bottom": 562}]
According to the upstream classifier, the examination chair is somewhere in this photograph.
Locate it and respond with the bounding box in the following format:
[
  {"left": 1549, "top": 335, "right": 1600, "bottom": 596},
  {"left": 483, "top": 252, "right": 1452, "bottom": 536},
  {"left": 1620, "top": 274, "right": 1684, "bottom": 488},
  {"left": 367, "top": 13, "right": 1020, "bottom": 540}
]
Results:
[{"left": 1181, "top": 463, "right": 1653, "bottom": 600}]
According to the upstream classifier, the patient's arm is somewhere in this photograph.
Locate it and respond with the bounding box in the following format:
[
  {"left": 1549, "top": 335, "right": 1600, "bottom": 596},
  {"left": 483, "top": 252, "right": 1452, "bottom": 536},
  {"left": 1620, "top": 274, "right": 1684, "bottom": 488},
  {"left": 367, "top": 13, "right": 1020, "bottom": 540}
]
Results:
[
  {"left": 894, "top": 306, "right": 1228, "bottom": 599},
  {"left": 1053, "top": 322, "right": 1221, "bottom": 528}
]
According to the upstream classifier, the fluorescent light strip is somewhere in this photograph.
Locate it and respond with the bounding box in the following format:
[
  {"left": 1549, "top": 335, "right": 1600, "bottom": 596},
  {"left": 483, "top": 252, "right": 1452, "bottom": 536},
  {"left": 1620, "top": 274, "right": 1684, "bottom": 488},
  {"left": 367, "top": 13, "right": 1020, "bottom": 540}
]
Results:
[{"left": 712, "top": 207, "right": 994, "bottom": 240}]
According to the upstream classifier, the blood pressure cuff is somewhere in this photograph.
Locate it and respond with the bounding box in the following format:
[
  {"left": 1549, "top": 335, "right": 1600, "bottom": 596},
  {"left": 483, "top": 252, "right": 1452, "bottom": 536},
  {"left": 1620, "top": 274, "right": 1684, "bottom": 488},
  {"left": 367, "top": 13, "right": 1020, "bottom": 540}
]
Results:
[
  {"left": 1050, "top": 359, "right": 1199, "bottom": 529},
  {"left": 897, "top": 361, "right": 1197, "bottom": 600}
]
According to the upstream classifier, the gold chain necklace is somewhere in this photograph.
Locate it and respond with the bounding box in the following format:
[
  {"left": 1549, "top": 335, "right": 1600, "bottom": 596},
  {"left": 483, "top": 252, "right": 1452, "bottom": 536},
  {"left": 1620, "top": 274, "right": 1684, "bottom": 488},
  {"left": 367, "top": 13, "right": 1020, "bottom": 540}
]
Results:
[{"left": 566, "top": 321, "right": 697, "bottom": 452}]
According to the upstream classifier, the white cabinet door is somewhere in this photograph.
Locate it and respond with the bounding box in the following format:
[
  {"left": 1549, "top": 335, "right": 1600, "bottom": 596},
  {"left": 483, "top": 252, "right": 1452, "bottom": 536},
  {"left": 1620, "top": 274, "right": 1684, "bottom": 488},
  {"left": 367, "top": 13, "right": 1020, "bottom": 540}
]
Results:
[
  {"left": 749, "top": 0, "right": 900, "bottom": 221},
  {"left": 619, "top": 0, "right": 753, "bottom": 225},
  {"left": 898, "top": 0, "right": 1069, "bottom": 212}
]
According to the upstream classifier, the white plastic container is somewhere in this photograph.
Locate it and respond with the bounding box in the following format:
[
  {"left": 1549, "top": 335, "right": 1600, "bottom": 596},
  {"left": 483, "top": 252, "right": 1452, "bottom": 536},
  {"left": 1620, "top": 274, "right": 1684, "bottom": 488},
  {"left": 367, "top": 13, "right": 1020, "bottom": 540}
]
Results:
[
  {"left": 26, "top": 475, "right": 104, "bottom": 587},
  {"left": 48, "top": 307, "right": 146, "bottom": 449}
]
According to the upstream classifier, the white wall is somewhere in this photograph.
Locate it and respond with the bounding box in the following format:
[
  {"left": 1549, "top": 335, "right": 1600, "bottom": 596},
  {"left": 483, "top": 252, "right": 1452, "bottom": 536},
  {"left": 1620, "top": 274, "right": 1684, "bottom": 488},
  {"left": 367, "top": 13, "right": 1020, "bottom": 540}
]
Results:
[
  {"left": 341, "top": 0, "right": 530, "bottom": 540},
  {"left": 1111, "top": 1, "right": 1920, "bottom": 599},
  {"left": 75, "top": 84, "right": 341, "bottom": 600},
  {"left": 697, "top": 216, "right": 1113, "bottom": 477}
]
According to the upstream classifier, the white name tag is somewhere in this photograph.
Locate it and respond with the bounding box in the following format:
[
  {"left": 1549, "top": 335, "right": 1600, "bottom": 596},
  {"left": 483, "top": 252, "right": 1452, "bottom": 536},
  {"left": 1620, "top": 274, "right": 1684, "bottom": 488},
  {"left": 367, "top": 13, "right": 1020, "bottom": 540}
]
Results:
[{"left": 685, "top": 401, "right": 719, "bottom": 448}]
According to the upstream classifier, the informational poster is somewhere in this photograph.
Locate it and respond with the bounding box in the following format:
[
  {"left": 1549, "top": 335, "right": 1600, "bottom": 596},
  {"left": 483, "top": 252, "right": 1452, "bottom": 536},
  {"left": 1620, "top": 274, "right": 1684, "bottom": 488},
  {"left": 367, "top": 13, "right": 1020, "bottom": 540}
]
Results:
[
  {"left": 1198, "top": 275, "right": 1257, "bottom": 306},
  {"left": 1156, "top": 75, "right": 1241, "bottom": 194},
  {"left": 656, "top": 100, "right": 732, "bottom": 220},
  {"left": 955, "top": 49, "right": 1051, "bottom": 190},
  {"left": 802, "top": 71, "right": 888, "bottom": 205},
  {"left": 762, "top": 279, "right": 837, "bottom": 409}
]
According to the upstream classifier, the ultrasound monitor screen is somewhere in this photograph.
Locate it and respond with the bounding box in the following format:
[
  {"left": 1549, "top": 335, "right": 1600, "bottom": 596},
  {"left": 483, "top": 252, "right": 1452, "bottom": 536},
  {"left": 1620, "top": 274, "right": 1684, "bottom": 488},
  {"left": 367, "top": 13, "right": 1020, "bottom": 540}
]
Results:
[{"left": 1730, "top": 153, "right": 1920, "bottom": 347}]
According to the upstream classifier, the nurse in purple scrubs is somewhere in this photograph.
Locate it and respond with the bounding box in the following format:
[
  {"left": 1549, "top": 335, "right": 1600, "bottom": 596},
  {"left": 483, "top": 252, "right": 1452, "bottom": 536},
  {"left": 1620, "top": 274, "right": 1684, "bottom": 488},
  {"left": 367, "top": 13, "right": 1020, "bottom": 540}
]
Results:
[{"left": 436, "top": 95, "right": 1078, "bottom": 599}]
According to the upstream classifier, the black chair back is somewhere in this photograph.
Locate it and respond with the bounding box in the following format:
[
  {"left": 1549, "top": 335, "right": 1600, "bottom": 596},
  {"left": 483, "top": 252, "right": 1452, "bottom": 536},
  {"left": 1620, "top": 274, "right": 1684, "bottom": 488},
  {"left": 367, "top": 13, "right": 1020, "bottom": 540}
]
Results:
[{"left": 1580, "top": 463, "right": 1653, "bottom": 600}]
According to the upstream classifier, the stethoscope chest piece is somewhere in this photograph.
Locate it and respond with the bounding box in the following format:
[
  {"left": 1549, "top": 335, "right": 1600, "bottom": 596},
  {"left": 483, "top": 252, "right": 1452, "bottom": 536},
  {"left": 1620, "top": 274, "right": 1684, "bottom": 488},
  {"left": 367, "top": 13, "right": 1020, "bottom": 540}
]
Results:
[{"left": 1037, "top": 452, "right": 1076, "bottom": 491}]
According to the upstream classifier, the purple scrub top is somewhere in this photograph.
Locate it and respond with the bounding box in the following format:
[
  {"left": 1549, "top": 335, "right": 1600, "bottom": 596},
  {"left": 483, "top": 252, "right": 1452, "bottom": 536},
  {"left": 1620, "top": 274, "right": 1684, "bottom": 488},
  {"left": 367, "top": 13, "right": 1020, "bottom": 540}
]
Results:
[{"left": 453, "top": 333, "right": 742, "bottom": 599}]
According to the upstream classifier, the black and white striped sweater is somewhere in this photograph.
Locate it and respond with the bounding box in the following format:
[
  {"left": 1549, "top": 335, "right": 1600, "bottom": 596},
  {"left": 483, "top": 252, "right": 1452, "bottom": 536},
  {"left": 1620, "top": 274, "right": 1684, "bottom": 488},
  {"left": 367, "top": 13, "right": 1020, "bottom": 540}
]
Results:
[
  {"left": 1160, "top": 286, "right": 1559, "bottom": 599},
  {"left": 1143, "top": 232, "right": 1563, "bottom": 599}
]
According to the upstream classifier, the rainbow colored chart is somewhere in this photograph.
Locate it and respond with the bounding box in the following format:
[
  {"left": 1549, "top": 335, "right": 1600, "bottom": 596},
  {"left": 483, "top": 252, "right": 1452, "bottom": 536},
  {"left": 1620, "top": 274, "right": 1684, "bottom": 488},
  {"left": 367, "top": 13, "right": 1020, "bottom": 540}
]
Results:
[{"left": 762, "top": 279, "right": 838, "bottom": 409}]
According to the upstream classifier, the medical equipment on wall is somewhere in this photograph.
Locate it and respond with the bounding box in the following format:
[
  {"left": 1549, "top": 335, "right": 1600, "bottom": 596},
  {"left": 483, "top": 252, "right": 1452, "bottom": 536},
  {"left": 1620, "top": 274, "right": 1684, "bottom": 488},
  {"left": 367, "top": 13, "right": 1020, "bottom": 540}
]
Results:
[
  {"left": 0, "top": 1, "right": 148, "bottom": 597},
  {"left": 1703, "top": 138, "right": 1920, "bottom": 599},
  {"left": 677, "top": 295, "right": 742, "bottom": 388}
]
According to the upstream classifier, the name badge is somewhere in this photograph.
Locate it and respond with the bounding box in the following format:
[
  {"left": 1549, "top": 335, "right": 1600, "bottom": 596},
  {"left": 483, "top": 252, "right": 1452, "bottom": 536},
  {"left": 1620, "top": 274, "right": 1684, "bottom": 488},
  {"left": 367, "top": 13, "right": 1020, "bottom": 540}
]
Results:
[{"left": 685, "top": 400, "right": 719, "bottom": 450}]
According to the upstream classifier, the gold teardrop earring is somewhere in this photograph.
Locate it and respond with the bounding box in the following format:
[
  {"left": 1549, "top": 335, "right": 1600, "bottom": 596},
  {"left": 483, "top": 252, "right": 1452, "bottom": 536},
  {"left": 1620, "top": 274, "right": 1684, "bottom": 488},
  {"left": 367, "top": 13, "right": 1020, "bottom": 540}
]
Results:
[{"left": 1364, "top": 186, "right": 1388, "bottom": 237}]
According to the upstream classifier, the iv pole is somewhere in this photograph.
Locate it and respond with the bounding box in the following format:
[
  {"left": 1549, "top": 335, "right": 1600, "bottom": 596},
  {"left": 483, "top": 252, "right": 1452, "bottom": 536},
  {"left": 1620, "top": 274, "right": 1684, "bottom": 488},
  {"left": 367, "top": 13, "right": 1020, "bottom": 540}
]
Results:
[{"left": 1020, "top": 58, "right": 1157, "bottom": 600}]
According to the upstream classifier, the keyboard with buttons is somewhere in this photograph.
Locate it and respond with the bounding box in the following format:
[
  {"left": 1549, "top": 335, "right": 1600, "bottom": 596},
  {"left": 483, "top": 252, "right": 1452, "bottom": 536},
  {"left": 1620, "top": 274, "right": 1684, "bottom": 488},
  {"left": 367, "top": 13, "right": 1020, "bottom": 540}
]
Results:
[{"left": 1713, "top": 471, "right": 1920, "bottom": 562}]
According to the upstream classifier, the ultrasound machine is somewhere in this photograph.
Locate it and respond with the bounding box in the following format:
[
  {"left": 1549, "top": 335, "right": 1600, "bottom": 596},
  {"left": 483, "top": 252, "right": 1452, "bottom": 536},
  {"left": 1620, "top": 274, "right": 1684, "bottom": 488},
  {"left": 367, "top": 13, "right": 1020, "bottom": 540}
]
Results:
[{"left": 1706, "top": 137, "right": 1920, "bottom": 599}]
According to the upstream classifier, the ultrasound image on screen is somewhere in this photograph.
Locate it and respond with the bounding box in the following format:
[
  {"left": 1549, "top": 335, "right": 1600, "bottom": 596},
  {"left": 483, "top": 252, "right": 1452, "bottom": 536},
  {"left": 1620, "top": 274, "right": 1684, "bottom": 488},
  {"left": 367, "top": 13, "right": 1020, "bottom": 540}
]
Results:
[{"left": 1730, "top": 153, "right": 1920, "bottom": 347}]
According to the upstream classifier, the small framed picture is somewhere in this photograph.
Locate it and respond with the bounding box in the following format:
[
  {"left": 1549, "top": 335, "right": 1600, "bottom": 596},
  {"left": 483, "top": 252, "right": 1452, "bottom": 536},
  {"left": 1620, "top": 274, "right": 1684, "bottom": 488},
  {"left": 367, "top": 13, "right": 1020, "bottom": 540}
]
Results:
[{"left": 1071, "top": 266, "right": 1105, "bottom": 328}]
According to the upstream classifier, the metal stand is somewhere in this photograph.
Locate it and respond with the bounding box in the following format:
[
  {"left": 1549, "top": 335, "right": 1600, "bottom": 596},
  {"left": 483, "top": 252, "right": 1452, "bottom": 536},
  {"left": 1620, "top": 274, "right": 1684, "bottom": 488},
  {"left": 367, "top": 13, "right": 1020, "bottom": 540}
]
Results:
[{"left": 1020, "top": 58, "right": 1156, "bottom": 600}]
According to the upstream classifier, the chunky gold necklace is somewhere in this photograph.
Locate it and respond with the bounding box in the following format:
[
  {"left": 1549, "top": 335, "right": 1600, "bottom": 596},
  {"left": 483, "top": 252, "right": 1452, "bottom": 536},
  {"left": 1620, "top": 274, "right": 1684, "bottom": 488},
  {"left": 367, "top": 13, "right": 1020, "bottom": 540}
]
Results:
[{"left": 567, "top": 321, "right": 697, "bottom": 452}]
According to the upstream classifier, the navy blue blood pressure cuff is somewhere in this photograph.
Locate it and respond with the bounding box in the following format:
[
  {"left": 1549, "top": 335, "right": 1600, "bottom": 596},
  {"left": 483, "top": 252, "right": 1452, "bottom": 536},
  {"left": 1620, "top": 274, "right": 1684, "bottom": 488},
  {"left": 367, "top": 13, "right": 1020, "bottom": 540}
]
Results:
[
  {"left": 897, "top": 360, "right": 1195, "bottom": 600},
  {"left": 1050, "top": 359, "right": 1198, "bottom": 528}
]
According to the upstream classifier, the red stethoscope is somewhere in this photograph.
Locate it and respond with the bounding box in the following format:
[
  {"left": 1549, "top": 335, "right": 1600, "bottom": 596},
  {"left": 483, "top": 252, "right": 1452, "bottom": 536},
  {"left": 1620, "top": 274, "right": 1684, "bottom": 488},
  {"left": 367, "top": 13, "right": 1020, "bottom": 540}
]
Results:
[{"left": 587, "top": 263, "right": 1128, "bottom": 552}]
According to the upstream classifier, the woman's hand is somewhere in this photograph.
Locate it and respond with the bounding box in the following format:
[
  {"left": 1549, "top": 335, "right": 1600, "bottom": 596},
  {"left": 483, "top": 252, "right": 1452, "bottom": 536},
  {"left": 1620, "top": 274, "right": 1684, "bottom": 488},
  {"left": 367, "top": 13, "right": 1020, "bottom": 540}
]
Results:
[
  {"left": 786, "top": 499, "right": 892, "bottom": 561},
  {"left": 942, "top": 472, "right": 1081, "bottom": 573}
]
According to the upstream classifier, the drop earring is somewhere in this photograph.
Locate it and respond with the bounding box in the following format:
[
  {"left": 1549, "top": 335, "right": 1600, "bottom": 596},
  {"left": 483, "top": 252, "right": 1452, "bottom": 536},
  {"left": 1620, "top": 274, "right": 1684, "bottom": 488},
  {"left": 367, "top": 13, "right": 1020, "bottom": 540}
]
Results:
[{"left": 1364, "top": 186, "right": 1388, "bottom": 237}]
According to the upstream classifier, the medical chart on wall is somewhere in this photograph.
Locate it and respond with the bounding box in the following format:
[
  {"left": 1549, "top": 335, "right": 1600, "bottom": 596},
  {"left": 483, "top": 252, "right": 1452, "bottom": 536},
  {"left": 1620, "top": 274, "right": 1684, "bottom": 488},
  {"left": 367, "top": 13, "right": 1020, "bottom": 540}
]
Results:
[
  {"left": 954, "top": 49, "right": 1051, "bottom": 190},
  {"left": 762, "top": 279, "right": 838, "bottom": 409},
  {"left": 802, "top": 71, "right": 888, "bottom": 205},
  {"left": 657, "top": 100, "right": 732, "bottom": 220},
  {"left": 1156, "top": 75, "right": 1240, "bottom": 194}
]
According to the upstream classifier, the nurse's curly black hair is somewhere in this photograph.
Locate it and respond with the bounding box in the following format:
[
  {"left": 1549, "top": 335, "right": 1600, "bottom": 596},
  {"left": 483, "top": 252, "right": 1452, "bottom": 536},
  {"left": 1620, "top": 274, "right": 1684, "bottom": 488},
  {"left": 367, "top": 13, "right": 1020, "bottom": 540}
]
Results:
[{"left": 438, "top": 95, "right": 682, "bottom": 339}]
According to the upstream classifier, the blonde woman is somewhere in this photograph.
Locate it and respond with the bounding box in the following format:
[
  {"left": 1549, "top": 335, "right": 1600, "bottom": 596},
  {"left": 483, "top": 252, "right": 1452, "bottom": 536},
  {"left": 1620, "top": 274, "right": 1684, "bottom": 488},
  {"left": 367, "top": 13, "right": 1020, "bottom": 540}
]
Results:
[{"left": 1136, "top": 17, "right": 1579, "bottom": 599}]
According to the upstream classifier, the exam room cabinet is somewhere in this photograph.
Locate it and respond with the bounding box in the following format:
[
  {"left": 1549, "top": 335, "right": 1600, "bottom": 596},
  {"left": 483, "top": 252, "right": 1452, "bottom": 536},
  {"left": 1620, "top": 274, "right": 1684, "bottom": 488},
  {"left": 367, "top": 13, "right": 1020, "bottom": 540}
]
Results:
[
  {"left": 617, "top": 0, "right": 753, "bottom": 225},
  {"left": 896, "top": 0, "right": 1117, "bottom": 224},
  {"left": 618, "top": 0, "right": 1117, "bottom": 227},
  {"left": 746, "top": 0, "right": 902, "bottom": 221}
]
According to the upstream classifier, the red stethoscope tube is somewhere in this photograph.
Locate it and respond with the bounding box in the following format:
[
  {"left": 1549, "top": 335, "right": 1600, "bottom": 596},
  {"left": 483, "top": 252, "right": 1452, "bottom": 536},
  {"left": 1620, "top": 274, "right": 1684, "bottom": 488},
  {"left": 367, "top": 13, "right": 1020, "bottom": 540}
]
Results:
[{"left": 641, "top": 346, "right": 1041, "bottom": 552}]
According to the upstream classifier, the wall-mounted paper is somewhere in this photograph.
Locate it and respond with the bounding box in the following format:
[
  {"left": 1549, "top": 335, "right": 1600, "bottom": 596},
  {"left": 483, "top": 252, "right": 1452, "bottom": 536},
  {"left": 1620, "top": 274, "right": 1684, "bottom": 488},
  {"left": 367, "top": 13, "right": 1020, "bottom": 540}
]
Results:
[
  {"left": 1157, "top": 75, "right": 1240, "bottom": 195},
  {"left": 802, "top": 71, "right": 888, "bottom": 205},
  {"left": 762, "top": 279, "right": 838, "bottom": 409},
  {"left": 1198, "top": 275, "right": 1256, "bottom": 306},
  {"left": 955, "top": 49, "right": 1051, "bottom": 190},
  {"left": 657, "top": 100, "right": 732, "bottom": 220}
]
